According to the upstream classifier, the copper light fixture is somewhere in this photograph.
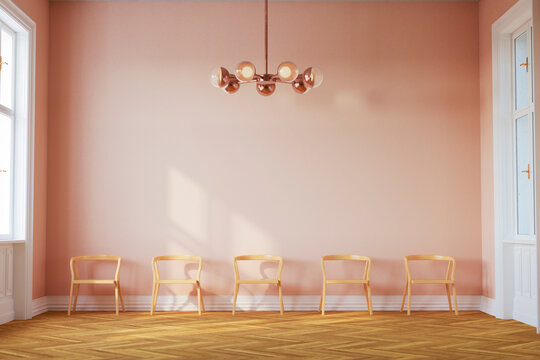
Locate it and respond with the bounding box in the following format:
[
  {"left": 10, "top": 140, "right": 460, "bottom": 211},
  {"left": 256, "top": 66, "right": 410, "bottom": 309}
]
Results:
[{"left": 210, "top": 0, "right": 323, "bottom": 96}]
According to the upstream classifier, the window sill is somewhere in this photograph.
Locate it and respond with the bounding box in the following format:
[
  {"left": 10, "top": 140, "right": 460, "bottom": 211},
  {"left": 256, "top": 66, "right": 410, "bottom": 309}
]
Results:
[{"left": 0, "top": 239, "right": 25, "bottom": 244}]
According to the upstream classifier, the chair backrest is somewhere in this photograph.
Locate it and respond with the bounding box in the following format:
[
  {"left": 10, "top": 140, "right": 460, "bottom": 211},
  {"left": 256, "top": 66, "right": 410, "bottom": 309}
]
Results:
[
  {"left": 233, "top": 255, "right": 283, "bottom": 281},
  {"left": 321, "top": 255, "right": 371, "bottom": 281},
  {"left": 70, "top": 255, "right": 122, "bottom": 281},
  {"left": 404, "top": 254, "right": 456, "bottom": 281},
  {"left": 152, "top": 255, "right": 202, "bottom": 281}
]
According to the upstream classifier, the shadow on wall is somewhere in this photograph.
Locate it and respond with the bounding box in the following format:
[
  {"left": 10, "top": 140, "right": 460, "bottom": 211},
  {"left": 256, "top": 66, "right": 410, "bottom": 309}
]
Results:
[{"left": 59, "top": 163, "right": 483, "bottom": 297}]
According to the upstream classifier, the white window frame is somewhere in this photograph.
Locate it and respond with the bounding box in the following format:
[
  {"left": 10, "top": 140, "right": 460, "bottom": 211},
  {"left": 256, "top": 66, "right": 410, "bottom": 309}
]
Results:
[
  {"left": 0, "top": 0, "right": 35, "bottom": 320},
  {"left": 511, "top": 21, "right": 536, "bottom": 242},
  {"left": 0, "top": 18, "right": 17, "bottom": 241}
]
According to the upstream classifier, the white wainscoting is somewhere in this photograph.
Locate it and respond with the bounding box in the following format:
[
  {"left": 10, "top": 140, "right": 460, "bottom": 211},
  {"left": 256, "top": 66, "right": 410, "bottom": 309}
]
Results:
[
  {"left": 513, "top": 243, "right": 538, "bottom": 327},
  {"left": 30, "top": 295, "right": 483, "bottom": 314},
  {"left": 0, "top": 244, "right": 14, "bottom": 325}
]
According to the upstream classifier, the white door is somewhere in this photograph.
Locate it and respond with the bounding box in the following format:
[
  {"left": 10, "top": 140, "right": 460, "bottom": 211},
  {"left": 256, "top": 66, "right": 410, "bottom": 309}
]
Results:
[{"left": 509, "top": 21, "right": 537, "bottom": 327}]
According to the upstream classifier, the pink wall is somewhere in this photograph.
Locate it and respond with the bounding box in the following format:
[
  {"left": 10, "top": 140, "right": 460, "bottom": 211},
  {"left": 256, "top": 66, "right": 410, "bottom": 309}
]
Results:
[
  {"left": 478, "top": 0, "right": 518, "bottom": 299},
  {"left": 47, "top": 1, "right": 481, "bottom": 297},
  {"left": 11, "top": 0, "right": 49, "bottom": 300}
]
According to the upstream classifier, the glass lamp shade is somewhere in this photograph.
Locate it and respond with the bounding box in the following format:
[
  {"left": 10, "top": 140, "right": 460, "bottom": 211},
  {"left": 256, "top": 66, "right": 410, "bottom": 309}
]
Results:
[
  {"left": 303, "top": 67, "right": 324, "bottom": 88},
  {"left": 236, "top": 61, "right": 256, "bottom": 82},
  {"left": 210, "top": 67, "right": 230, "bottom": 88},
  {"left": 277, "top": 61, "right": 298, "bottom": 82}
]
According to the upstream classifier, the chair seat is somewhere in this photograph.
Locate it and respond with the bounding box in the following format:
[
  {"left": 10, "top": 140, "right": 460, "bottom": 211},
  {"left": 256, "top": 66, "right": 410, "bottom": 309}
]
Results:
[
  {"left": 237, "top": 279, "right": 279, "bottom": 284},
  {"left": 326, "top": 279, "right": 369, "bottom": 284},
  {"left": 411, "top": 279, "right": 454, "bottom": 284},
  {"left": 157, "top": 279, "right": 199, "bottom": 284},
  {"left": 73, "top": 279, "right": 116, "bottom": 285}
]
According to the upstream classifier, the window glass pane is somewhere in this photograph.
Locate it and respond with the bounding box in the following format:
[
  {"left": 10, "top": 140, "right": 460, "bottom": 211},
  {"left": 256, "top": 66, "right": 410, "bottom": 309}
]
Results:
[
  {"left": 531, "top": 27, "right": 534, "bottom": 103},
  {"left": 516, "top": 114, "right": 532, "bottom": 235},
  {"left": 0, "top": 29, "right": 13, "bottom": 109},
  {"left": 0, "top": 113, "right": 11, "bottom": 235},
  {"left": 534, "top": 112, "right": 537, "bottom": 235},
  {"left": 515, "top": 31, "right": 528, "bottom": 110}
]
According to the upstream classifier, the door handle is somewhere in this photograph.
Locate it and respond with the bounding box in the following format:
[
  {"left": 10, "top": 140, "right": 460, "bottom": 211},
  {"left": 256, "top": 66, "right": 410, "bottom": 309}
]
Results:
[
  {"left": 521, "top": 164, "right": 531, "bottom": 179},
  {"left": 520, "top": 57, "right": 529, "bottom": 72},
  {"left": 0, "top": 55, "right": 7, "bottom": 72}
]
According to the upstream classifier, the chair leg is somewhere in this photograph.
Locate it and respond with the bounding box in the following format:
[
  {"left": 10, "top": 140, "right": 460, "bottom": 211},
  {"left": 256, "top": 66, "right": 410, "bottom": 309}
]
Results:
[
  {"left": 321, "top": 283, "right": 326, "bottom": 315},
  {"left": 68, "top": 282, "right": 74, "bottom": 316},
  {"left": 200, "top": 288, "right": 206, "bottom": 312},
  {"left": 366, "top": 284, "right": 373, "bottom": 316},
  {"left": 197, "top": 283, "right": 203, "bottom": 316},
  {"left": 278, "top": 282, "right": 284, "bottom": 315},
  {"left": 73, "top": 284, "right": 80, "bottom": 312},
  {"left": 118, "top": 281, "right": 125, "bottom": 312},
  {"left": 153, "top": 283, "right": 160, "bottom": 314},
  {"left": 407, "top": 282, "right": 412, "bottom": 316},
  {"left": 318, "top": 286, "right": 323, "bottom": 313},
  {"left": 363, "top": 284, "right": 369, "bottom": 314},
  {"left": 232, "top": 282, "right": 239, "bottom": 315},
  {"left": 115, "top": 283, "right": 119, "bottom": 316},
  {"left": 445, "top": 284, "right": 453, "bottom": 313},
  {"left": 400, "top": 282, "right": 408, "bottom": 312},
  {"left": 452, "top": 284, "right": 458, "bottom": 315},
  {"left": 150, "top": 282, "right": 156, "bottom": 315}
]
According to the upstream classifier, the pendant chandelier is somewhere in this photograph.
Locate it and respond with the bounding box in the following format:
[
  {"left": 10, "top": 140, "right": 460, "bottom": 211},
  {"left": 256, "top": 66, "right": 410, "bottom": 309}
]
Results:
[{"left": 210, "top": 0, "right": 323, "bottom": 96}]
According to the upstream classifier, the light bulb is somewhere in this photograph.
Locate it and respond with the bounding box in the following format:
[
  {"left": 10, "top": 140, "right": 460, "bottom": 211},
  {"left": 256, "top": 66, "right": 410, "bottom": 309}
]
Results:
[
  {"left": 277, "top": 61, "right": 298, "bottom": 82},
  {"left": 210, "top": 67, "right": 230, "bottom": 88},
  {"left": 303, "top": 67, "right": 324, "bottom": 88},
  {"left": 236, "top": 61, "right": 256, "bottom": 82}
]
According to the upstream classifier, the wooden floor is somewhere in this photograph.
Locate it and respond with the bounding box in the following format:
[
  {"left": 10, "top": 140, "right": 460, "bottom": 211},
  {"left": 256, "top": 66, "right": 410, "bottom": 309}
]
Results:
[{"left": 0, "top": 311, "right": 539, "bottom": 359}]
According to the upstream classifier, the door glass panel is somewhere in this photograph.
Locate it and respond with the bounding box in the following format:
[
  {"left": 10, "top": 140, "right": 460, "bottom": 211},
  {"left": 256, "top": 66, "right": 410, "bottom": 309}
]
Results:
[
  {"left": 0, "top": 113, "right": 11, "bottom": 235},
  {"left": 0, "top": 29, "right": 13, "bottom": 109},
  {"left": 515, "top": 31, "right": 529, "bottom": 110},
  {"left": 516, "top": 114, "right": 532, "bottom": 235}
]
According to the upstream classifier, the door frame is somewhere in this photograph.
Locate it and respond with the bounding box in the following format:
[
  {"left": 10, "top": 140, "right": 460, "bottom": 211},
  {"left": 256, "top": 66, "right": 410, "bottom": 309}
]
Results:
[{"left": 492, "top": 0, "right": 536, "bottom": 329}]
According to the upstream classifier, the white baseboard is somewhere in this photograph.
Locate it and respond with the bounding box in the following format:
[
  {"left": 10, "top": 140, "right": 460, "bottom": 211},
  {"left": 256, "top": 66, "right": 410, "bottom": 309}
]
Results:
[
  {"left": 480, "top": 296, "right": 496, "bottom": 317},
  {"left": 31, "top": 297, "right": 48, "bottom": 317},
  {"left": 513, "top": 296, "right": 538, "bottom": 328},
  {"left": 32, "top": 295, "right": 483, "bottom": 313},
  {"left": 0, "top": 297, "right": 15, "bottom": 325},
  {"left": 0, "top": 310, "right": 14, "bottom": 325}
]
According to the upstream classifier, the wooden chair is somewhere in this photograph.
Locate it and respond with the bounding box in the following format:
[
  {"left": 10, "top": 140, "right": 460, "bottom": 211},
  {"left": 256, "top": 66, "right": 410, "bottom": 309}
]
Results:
[
  {"left": 68, "top": 255, "right": 125, "bottom": 316},
  {"left": 319, "top": 255, "right": 373, "bottom": 316},
  {"left": 400, "top": 255, "right": 458, "bottom": 315},
  {"left": 151, "top": 255, "right": 205, "bottom": 315},
  {"left": 232, "top": 255, "right": 284, "bottom": 315}
]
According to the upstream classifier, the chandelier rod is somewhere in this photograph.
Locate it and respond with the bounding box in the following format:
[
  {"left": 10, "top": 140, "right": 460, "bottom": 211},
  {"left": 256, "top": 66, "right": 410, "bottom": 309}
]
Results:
[{"left": 265, "top": 0, "right": 268, "bottom": 74}]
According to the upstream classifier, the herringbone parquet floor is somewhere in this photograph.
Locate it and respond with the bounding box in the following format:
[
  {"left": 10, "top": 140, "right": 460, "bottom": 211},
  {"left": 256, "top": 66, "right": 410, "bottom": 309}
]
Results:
[{"left": 0, "top": 311, "right": 539, "bottom": 359}]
